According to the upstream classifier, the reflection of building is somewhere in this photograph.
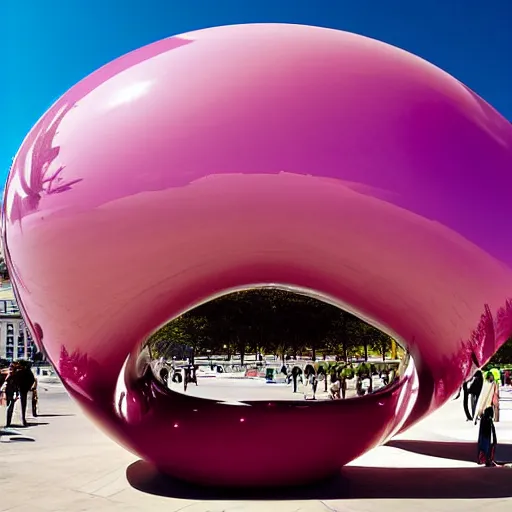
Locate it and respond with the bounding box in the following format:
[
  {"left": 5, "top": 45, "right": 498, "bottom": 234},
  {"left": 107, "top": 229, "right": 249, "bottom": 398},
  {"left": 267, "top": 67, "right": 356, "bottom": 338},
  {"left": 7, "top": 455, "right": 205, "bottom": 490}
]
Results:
[{"left": 0, "top": 286, "right": 37, "bottom": 361}]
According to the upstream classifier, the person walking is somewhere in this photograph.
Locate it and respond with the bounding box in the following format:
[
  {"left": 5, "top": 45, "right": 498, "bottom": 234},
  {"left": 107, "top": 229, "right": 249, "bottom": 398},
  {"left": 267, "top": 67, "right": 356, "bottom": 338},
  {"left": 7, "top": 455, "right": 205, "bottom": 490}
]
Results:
[
  {"left": 1, "top": 365, "right": 19, "bottom": 428},
  {"left": 304, "top": 371, "right": 318, "bottom": 400},
  {"left": 13, "top": 362, "right": 35, "bottom": 427},
  {"left": 329, "top": 378, "right": 341, "bottom": 400},
  {"left": 291, "top": 366, "right": 301, "bottom": 393},
  {"left": 341, "top": 376, "right": 347, "bottom": 399}
]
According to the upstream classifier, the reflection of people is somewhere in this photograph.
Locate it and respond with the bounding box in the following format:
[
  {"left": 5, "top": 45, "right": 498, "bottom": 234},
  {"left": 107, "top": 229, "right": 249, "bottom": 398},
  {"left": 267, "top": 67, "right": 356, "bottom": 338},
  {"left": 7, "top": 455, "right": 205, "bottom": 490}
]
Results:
[
  {"left": 311, "top": 373, "right": 318, "bottom": 399},
  {"left": 362, "top": 375, "right": 371, "bottom": 394},
  {"left": 340, "top": 376, "right": 347, "bottom": 399},
  {"left": 357, "top": 375, "right": 370, "bottom": 396},
  {"left": 159, "top": 367, "right": 169, "bottom": 384},
  {"left": 477, "top": 406, "right": 497, "bottom": 467},
  {"left": 329, "top": 379, "right": 340, "bottom": 400},
  {"left": 317, "top": 368, "right": 327, "bottom": 392},
  {"left": 291, "top": 366, "right": 302, "bottom": 393},
  {"left": 304, "top": 372, "right": 318, "bottom": 400}
]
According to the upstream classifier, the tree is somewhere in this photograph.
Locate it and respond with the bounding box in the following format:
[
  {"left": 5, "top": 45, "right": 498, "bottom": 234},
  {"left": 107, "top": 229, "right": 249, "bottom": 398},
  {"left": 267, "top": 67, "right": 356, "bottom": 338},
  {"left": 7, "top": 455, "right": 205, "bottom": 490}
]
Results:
[
  {"left": 489, "top": 338, "right": 512, "bottom": 365},
  {"left": 145, "top": 288, "right": 401, "bottom": 364},
  {"left": 371, "top": 332, "right": 393, "bottom": 361}
]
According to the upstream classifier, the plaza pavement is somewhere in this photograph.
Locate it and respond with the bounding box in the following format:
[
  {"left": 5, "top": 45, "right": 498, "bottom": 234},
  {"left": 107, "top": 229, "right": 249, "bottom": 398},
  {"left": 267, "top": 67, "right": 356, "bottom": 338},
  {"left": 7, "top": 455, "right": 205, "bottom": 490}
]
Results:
[{"left": 1, "top": 383, "right": 511, "bottom": 512}]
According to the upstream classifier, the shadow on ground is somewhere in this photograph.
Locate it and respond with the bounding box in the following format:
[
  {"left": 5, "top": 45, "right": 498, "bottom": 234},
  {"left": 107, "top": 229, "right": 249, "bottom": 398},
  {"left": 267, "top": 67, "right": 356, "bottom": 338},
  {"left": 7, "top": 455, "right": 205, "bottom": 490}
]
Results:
[
  {"left": 36, "top": 414, "right": 75, "bottom": 418},
  {"left": 387, "top": 440, "right": 512, "bottom": 465},
  {"left": 127, "top": 457, "right": 512, "bottom": 500}
]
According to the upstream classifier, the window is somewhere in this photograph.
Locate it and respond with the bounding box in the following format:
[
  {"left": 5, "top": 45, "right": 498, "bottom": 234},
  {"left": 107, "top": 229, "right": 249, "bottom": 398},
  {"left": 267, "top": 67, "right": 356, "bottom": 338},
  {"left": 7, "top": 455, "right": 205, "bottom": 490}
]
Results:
[{"left": 27, "top": 342, "right": 36, "bottom": 359}]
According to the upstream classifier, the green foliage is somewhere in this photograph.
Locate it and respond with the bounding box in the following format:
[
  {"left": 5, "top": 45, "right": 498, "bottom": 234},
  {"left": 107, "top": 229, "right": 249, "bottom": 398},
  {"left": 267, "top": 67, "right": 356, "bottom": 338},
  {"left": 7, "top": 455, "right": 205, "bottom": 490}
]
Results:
[
  {"left": 341, "top": 366, "right": 355, "bottom": 380},
  {"left": 146, "top": 289, "right": 398, "bottom": 362},
  {"left": 355, "top": 362, "right": 372, "bottom": 376},
  {"left": 489, "top": 338, "right": 512, "bottom": 365}
]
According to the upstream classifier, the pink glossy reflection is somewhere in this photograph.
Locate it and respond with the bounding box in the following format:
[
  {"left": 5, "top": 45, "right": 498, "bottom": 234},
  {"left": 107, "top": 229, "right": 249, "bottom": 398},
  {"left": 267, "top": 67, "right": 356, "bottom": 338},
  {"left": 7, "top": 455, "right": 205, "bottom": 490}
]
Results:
[{"left": 3, "top": 24, "right": 512, "bottom": 487}]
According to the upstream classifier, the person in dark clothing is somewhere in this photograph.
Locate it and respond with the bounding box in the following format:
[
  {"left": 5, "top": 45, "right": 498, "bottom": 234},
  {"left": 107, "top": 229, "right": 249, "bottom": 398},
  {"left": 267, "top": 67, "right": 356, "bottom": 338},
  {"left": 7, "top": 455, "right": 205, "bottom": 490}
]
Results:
[
  {"left": 291, "top": 366, "right": 302, "bottom": 393},
  {"left": 477, "top": 406, "right": 497, "bottom": 467},
  {"left": 12, "top": 363, "right": 36, "bottom": 427},
  {"left": 462, "top": 381, "right": 472, "bottom": 421},
  {"left": 468, "top": 370, "right": 484, "bottom": 419},
  {"left": 159, "top": 367, "right": 169, "bottom": 384}
]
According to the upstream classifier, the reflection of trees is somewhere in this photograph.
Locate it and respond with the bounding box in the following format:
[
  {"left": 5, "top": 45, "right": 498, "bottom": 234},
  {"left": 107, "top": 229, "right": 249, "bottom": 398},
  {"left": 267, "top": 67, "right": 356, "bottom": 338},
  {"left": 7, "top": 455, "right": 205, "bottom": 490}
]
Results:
[
  {"left": 467, "top": 300, "right": 512, "bottom": 367},
  {"left": 488, "top": 299, "right": 512, "bottom": 365},
  {"left": 459, "top": 299, "right": 512, "bottom": 369},
  {"left": 469, "top": 304, "right": 495, "bottom": 366},
  {"left": 495, "top": 299, "right": 512, "bottom": 348},
  {"left": 6, "top": 36, "right": 196, "bottom": 225},
  {"left": 489, "top": 338, "right": 512, "bottom": 364},
  {"left": 146, "top": 289, "right": 398, "bottom": 363},
  {"left": 58, "top": 345, "right": 100, "bottom": 389},
  {"left": 8, "top": 103, "right": 83, "bottom": 225}
]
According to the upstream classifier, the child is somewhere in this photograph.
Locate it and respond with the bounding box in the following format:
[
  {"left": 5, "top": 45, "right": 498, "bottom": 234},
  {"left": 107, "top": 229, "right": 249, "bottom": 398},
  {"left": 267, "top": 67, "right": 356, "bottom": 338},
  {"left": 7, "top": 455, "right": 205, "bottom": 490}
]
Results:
[{"left": 477, "top": 406, "right": 497, "bottom": 467}]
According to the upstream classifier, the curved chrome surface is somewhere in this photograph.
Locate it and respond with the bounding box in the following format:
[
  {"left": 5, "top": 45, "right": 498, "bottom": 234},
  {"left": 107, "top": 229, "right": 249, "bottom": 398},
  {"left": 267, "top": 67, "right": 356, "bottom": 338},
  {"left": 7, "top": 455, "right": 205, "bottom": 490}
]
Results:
[{"left": 2, "top": 24, "right": 512, "bottom": 486}]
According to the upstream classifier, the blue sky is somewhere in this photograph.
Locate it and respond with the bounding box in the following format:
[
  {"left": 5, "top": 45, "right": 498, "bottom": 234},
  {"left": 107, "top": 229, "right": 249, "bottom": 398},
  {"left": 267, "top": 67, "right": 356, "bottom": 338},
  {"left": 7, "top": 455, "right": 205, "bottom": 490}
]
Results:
[{"left": 2, "top": 0, "right": 511, "bottom": 183}]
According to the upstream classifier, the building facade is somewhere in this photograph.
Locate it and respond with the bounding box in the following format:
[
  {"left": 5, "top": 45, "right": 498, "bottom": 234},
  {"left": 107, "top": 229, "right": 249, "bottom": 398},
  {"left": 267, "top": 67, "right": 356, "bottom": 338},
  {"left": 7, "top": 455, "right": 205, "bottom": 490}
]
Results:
[{"left": 0, "top": 285, "right": 37, "bottom": 362}]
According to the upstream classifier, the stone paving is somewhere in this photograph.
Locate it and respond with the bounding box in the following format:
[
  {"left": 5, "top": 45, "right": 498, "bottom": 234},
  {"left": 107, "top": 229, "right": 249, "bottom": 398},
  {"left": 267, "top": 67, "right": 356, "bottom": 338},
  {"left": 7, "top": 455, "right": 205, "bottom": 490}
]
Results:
[{"left": 0, "top": 384, "right": 511, "bottom": 512}]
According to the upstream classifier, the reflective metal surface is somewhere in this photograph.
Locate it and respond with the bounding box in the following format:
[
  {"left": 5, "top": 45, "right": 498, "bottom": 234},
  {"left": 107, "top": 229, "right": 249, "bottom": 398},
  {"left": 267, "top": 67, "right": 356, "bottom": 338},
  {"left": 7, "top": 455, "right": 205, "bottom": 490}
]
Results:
[
  {"left": 145, "top": 343, "right": 409, "bottom": 404},
  {"left": 2, "top": 24, "right": 512, "bottom": 486}
]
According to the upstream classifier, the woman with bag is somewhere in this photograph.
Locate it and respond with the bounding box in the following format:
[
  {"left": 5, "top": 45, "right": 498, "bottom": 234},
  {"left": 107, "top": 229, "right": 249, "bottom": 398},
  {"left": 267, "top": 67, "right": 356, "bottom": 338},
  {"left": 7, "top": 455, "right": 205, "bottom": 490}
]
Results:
[{"left": 475, "top": 372, "right": 499, "bottom": 424}]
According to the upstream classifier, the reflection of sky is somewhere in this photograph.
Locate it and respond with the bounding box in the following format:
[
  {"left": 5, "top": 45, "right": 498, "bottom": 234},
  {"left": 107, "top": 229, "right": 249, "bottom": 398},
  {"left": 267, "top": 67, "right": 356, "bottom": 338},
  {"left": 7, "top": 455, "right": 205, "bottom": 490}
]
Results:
[
  {"left": 5, "top": 24, "right": 512, "bottom": 268},
  {"left": 3, "top": 0, "right": 512, "bottom": 185}
]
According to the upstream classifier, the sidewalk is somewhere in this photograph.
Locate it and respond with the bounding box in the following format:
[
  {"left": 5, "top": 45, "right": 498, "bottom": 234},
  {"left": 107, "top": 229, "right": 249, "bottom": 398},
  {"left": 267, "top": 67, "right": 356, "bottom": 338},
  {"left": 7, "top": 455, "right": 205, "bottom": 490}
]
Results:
[{"left": 0, "top": 386, "right": 511, "bottom": 512}]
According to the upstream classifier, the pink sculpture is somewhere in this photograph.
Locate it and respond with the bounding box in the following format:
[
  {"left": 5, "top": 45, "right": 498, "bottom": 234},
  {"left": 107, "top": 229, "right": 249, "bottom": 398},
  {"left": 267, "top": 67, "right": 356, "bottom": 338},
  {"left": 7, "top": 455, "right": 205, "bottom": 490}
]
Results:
[{"left": 2, "top": 24, "right": 512, "bottom": 487}]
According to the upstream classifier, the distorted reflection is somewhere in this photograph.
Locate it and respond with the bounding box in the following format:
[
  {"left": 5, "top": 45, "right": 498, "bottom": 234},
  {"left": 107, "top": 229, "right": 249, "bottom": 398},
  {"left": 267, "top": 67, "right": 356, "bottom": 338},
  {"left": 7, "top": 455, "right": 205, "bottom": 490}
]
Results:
[{"left": 144, "top": 289, "right": 409, "bottom": 402}]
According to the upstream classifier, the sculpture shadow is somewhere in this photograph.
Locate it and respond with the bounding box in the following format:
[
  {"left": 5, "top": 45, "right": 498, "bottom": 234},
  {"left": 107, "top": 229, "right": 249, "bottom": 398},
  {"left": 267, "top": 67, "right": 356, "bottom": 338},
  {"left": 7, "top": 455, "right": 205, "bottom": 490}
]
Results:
[
  {"left": 386, "top": 439, "right": 512, "bottom": 465},
  {"left": 126, "top": 458, "right": 512, "bottom": 500}
]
